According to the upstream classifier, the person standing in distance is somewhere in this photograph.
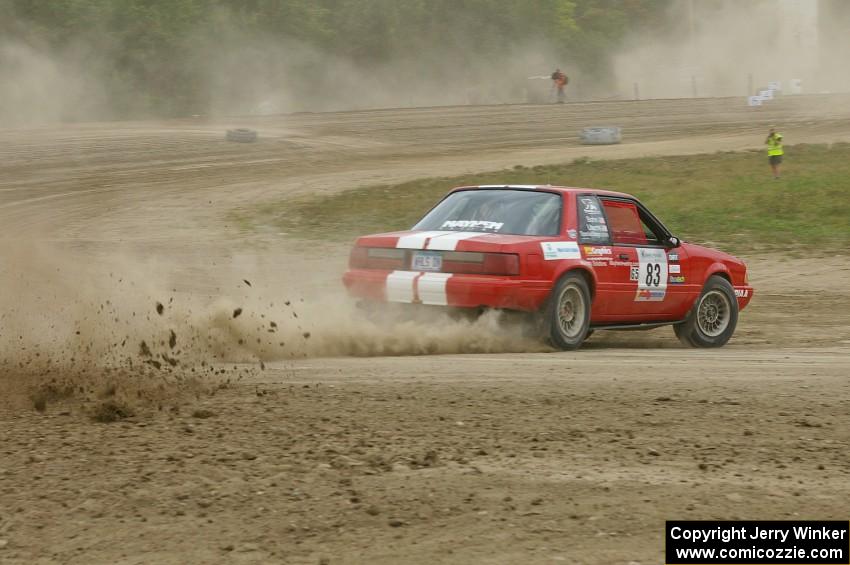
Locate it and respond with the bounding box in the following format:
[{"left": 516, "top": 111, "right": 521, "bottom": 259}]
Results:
[
  {"left": 550, "top": 69, "right": 568, "bottom": 103},
  {"left": 765, "top": 127, "right": 784, "bottom": 179}
]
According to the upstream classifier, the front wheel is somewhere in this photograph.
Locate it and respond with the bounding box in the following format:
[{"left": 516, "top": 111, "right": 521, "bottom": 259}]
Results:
[
  {"left": 674, "top": 275, "right": 738, "bottom": 347},
  {"left": 545, "top": 272, "right": 591, "bottom": 350}
]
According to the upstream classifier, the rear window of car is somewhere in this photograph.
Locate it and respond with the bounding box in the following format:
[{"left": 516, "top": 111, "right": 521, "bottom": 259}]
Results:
[{"left": 413, "top": 189, "right": 562, "bottom": 236}]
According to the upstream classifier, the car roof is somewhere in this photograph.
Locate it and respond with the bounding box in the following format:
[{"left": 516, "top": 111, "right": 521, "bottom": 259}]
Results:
[{"left": 452, "top": 184, "right": 637, "bottom": 200}]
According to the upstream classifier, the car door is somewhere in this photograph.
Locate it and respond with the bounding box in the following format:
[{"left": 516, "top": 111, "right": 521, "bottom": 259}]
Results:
[
  {"left": 633, "top": 201, "right": 693, "bottom": 318},
  {"left": 600, "top": 197, "right": 688, "bottom": 320},
  {"left": 575, "top": 194, "right": 634, "bottom": 318}
]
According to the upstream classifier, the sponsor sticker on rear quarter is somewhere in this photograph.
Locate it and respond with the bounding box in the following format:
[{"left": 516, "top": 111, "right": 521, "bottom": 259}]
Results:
[{"left": 541, "top": 241, "right": 581, "bottom": 260}]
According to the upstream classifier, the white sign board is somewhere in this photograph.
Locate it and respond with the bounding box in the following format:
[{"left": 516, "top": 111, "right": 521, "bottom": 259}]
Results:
[{"left": 748, "top": 96, "right": 763, "bottom": 107}]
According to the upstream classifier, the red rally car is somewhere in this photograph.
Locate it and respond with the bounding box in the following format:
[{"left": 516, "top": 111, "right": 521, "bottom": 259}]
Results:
[{"left": 343, "top": 185, "right": 753, "bottom": 350}]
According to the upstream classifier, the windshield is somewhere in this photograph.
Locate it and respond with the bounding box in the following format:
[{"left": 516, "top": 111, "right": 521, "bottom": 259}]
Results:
[{"left": 413, "top": 189, "right": 562, "bottom": 236}]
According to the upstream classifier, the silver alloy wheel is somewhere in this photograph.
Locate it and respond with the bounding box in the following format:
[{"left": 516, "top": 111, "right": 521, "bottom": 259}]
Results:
[
  {"left": 557, "top": 283, "right": 585, "bottom": 338},
  {"left": 697, "top": 289, "right": 731, "bottom": 337}
]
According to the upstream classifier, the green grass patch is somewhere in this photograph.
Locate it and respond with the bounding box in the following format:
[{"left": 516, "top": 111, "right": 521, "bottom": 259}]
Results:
[{"left": 237, "top": 143, "right": 850, "bottom": 252}]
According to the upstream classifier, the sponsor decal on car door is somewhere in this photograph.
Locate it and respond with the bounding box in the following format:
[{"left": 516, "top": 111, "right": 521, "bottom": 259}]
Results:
[
  {"left": 663, "top": 247, "right": 694, "bottom": 311},
  {"left": 635, "top": 247, "right": 668, "bottom": 302}
]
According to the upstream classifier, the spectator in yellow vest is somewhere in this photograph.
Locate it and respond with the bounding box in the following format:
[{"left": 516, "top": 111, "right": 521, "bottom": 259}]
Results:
[{"left": 765, "top": 128, "right": 784, "bottom": 179}]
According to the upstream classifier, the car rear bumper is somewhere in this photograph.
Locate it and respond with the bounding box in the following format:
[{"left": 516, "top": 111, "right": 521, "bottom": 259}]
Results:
[
  {"left": 343, "top": 269, "right": 551, "bottom": 311},
  {"left": 733, "top": 285, "right": 754, "bottom": 310}
]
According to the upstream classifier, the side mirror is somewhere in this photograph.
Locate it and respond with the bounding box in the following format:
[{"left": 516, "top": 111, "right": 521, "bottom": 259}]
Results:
[{"left": 666, "top": 236, "right": 681, "bottom": 248}]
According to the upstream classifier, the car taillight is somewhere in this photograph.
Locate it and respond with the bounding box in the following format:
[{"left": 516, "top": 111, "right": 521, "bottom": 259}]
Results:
[
  {"left": 349, "top": 247, "right": 405, "bottom": 270},
  {"left": 442, "top": 251, "right": 519, "bottom": 276},
  {"left": 349, "top": 246, "right": 369, "bottom": 268}
]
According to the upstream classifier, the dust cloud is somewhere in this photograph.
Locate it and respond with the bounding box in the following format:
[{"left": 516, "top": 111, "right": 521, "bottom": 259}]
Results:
[
  {"left": 0, "top": 39, "right": 113, "bottom": 126},
  {"left": 612, "top": 0, "right": 849, "bottom": 100},
  {"left": 0, "top": 5, "right": 569, "bottom": 126},
  {"left": 203, "top": 33, "right": 563, "bottom": 115},
  {"left": 4, "top": 1, "right": 850, "bottom": 126},
  {"left": 0, "top": 36, "right": 563, "bottom": 125},
  {"left": 0, "top": 22, "right": 561, "bottom": 126},
  {"left": 193, "top": 8, "right": 561, "bottom": 114},
  {"left": 0, "top": 241, "right": 546, "bottom": 407}
]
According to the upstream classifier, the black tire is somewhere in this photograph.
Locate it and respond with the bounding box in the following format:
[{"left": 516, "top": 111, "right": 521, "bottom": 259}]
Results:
[
  {"left": 672, "top": 320, "right": 694, "bottom": 346},
  {"left": 545, "top": 272, "right": 591, "bottom": 350},
  {"left": 674, "top": 275, "right": 738, "bottom": 348}
]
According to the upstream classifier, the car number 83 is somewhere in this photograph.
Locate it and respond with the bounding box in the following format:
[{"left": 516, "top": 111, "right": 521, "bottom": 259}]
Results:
[
  {"left": 637, "top": 248, "right": 668, "bottom": 291},
  {"left": 644, "top": 263, "right": 662, "bottom": 286}
]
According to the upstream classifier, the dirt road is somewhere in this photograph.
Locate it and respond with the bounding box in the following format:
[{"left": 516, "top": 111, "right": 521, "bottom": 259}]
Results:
[
  {"left": 1, "top": 96, "right": 850, "bottom": 564},
  {"left": 4, "top": 94, "right": 850, "bottom": 244}
]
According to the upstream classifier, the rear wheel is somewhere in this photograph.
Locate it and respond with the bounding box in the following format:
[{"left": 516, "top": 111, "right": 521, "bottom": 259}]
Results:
[
  {"left": 545, "top": 272, "right": 591, "bottom": 350},
  {"left": 674, "top": 275, "right": 738, "bottom": 347}
]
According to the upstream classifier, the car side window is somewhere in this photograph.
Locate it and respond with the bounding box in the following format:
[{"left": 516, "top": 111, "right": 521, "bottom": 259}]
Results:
[
  {"left": 601, "top": 199, "right": 662, "bottom": 246},
  {"left": 576, "top": 195, "right": 611, "bottom": 244}
]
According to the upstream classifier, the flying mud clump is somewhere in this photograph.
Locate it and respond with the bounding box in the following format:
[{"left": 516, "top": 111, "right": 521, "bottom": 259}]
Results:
[{"left": 0, "top": 295, "right": 261, "bottom": 420}]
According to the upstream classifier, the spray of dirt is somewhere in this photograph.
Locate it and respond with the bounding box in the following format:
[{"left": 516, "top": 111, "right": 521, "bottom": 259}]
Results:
[{"left": 0, "top": 241, "right": 548, "bottom": 410}]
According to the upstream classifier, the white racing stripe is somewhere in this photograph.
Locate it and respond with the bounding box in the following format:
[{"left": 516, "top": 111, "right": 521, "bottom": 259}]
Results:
[
  {"left": 384, "top": 270, "right": 454, "bottom": 305},
  {"left": 396, "top": 231, "right": 453, "bottom": 249},
  {"left": 386, "top": 271, "right": 419, "bottom": 302},
  {"left": 425, "top": 231, "right": 487, "bottom": 251},
  {"left": 418, "top": 273, "right": 452, "bottom": 305}
]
